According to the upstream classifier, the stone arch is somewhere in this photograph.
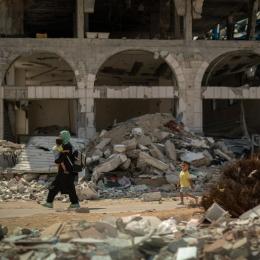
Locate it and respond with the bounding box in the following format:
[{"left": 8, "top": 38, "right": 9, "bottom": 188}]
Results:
[
  {"left": 201, "top": 50, "right": 260, "bottom": 138},
  {"left": 201, "top": 50, "right": 260, "bottom": 87},
  {"left": 0, "top": 49, "right": 80, "bottom": 88},
  {"left": 93, "top": 48, "right": 185, "bottom": 89}
]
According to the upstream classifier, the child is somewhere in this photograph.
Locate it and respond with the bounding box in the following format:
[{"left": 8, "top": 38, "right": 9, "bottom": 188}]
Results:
[
  {"left": 52, "top": 138, "right": 68, "bottom": 174},
  {"left": 178, "top": 161, "right": 198, "bottom": 205}
]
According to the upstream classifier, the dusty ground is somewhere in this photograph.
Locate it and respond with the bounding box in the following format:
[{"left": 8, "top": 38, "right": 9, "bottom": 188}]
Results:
[{"left": 0, "top": 198, "right": 203, "bottom": 232}]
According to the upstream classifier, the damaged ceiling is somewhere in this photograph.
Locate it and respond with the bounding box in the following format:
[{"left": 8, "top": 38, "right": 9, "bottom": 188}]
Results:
[
  {"left": 95, "top": 50, "right": 176, "bottom": 86},
  {"left": 5, "top": 52, "right": 76, "bottom": 86},
  {"left": 203, "top": 51, "right": 260, "bottom": 87}
]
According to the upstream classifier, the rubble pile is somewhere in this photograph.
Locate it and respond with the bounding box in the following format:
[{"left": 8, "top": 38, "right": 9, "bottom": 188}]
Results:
[
  {"left": 201, "top": 158, "right": 260, "bottom": 217},
  {"left": 0, "top": 140, "right": 22, "bottom": 170},
  {"left": 85, "top": 113, "right": 233, "bottom": 193},
  {"left": 0, "top": 175, "right": 53, "bottom": 202},
  {"left": 1, "top": 205, "right": 260, "bottom": 259}
]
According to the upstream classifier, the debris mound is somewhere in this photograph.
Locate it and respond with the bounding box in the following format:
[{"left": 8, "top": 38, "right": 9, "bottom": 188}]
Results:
[
  {"left": 85, "top": 113, "right": 230, "bottom": 195},
  {"left": 1, "top": 212, "right": 260, "bottom": 259},
  {"left": 201, "top": 158, "right": 260, "bottom": 217},
  {"left": 0, "top": 140, "right": 22, "bottom": 170}
]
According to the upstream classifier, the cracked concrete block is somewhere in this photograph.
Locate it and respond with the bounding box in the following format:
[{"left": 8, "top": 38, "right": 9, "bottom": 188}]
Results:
[
  {"left": 120, "top": 158, "right": 131, "bottom": 170},
  {"left": 136, "top": 135, "right": 152, "bottom": 146},
  {"left": 132, "top": 128, "right": 143, "bottom": 136},
  {"left": 95, "top": 138, "right": 111, "bottom": 151},
  {"left": 165, "top": 140, "right": 177, "bottom": 161},
  {"left": 205, "top": 203, "right": 228, "bottom": 223},
  {"left": 122, "top": 138, "right": 137, "bottom": 150},
  {"left": 176, "top": 247, "right": 197, "bottom": 260},
  {"left": 113, "top": 145, "right": 126, "bottom": 153},
  {"left": 138, "top": 152, "right": 169, "bottom": 171},
  {"left": 153, "top": 130, "right": 170, "bottom": 142},
  {"left": 93, "top": 154, "right": 128, "bottom": 175},
  {"left": 142, "top": 192, "right": 162, "bottom": 202},
  {"left": 150, "top": 144, "right": 165, "bottom": 161}
]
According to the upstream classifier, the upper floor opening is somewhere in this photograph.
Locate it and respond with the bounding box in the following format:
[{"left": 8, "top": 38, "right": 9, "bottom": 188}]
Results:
[{"left": 0, "top": 0, "right": 259, "bottom": 40}]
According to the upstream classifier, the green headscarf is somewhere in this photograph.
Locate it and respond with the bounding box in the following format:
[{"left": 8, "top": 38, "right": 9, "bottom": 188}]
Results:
[{"left": 60, "top": 130, "right": 71, "bottom": 145}]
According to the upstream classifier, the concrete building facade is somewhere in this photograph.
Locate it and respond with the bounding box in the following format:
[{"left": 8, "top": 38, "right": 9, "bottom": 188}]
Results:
[{"left": 1, "top": 0, "right": 260, "bottom": 141}]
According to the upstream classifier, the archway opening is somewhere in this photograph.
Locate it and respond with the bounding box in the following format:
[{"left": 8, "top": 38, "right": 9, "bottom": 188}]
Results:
[
  {"left": 3, "top": 52, "right": 78, "bottom": 142},
  {"left": 94, "top": 50, "right": 178, "bottom": 131},
  {"left": 202, "top": 51, "right": 260, "bottom": 138}
]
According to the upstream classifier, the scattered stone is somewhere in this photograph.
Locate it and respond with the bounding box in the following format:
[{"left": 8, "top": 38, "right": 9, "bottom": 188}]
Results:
[
  {"left": 138, "top": 152, "right": 169, "bottom": 171},
  {"left": 165, "top": 140, "right": 177, "bottom": 161},
  {"left": 95, "top": 138, "right": 112, "bottom": 151},
  {"left": 142, "top": 192, "right": 162, "bottom": 202}
]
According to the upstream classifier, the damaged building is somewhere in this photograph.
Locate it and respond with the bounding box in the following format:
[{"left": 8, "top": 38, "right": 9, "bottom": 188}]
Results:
[{"left": 0, "top": 0, "right": 260, "bottom": 142}]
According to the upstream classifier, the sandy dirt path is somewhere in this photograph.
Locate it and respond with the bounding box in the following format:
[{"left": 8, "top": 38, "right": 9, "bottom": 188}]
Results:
[{"left": 0, "top": 198, "right": 203, "bottom": 232}]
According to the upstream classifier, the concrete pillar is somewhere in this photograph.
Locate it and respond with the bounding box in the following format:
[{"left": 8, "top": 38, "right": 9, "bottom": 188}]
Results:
[
  {"left": 174, "top": 5, "right": 181, "bottom": 39},
  {"left": 84, "top": 13, "right": 89, "bottom": 32},
  {"left": 184, "top": 0, "right": 192, "bottom": 41},
  {"left": 77, "top": 0, "right": 85, "bottom": 38},
  {"left": 247, "top": 0, "right": 259, "bottom": 40},
  {"left": 226, "top": 16, "right": 234, "bottom": 40}
]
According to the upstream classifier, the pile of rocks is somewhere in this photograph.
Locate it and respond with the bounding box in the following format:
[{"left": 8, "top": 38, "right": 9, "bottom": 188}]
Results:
[
  {"left": 0, "top": 140, "right": 23, "bottom": 170},
  {"left": 1, "top": 205, "right": 260, "bottom": 259},
  {"left": 85, "top": 113, "right": 234, "bottom": 193}
]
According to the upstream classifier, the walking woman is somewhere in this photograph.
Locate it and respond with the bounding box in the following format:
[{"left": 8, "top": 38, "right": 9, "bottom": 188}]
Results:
[{"left": 42, "top": 130, "right": 80, "bottom": 209}]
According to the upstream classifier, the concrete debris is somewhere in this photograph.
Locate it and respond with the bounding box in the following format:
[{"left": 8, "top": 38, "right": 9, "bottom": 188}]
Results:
[
  {"left": 73, "top": 113, "right": 254, "bottom": 199},
  {"left": 92, "top": 153, "right": 128, "bottom": 182},
  {"left": 138, "top": 151, "right": 169, "bottom": 171},
  {"left": 180, "top": 151, "right": 210, "bottom": 167},
  {"left": 165, "top": 140, "right": 177, "bottom": 161},
  {"left": 1, "top": 211, "right": 260, "bottom": 259},
  {"left": 204, "top": 202, "right": 229, "bottom": 223},
  {"left": 0, "top": 113, "right": 252, "bottom": 202},
  {"left": 142, "top": 192, "right": 162, "bottom": 202},
  {"left": 113, "top": 144, "right": 126, "bottom": 153},
  {"left": 76, "top": 183, "right": 99, "bottom": 201},
  {"left": 95, "top": 138, "right": 111, "bottom": 151},
  {"left": 0, "top": 140, "right": 22, "bottom": 169}
]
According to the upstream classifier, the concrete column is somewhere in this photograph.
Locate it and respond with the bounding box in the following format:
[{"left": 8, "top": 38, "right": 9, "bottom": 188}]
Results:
[
  {"left": 247, "top": 0, "right": 259, "bottom": 40},
  {"left": 84, "top": 13, "right": 89, "bottom": 32},
  {"left": 77, "top": 0, "right": 85, "bottom": 38},
  {"left": 184, "top": 0, "right": 192, "bottom": 41},
  {"left": 174, "top": 5, "right": 181, "bottom": 39},
  {"left": 226, "top": 16, "right": 234, "bottom": 40}
]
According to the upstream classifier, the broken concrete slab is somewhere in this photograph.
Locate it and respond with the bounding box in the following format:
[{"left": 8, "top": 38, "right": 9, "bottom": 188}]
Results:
[
  {"left": 136, "top": 135, "right": 152, "bottom": 146},
  {"left": 214, "top": 149, "right": 233, "bottom": 161},
  {"left": 176, "top": 246, "right": 197, "bottom": 260},
  {"left": 120, "top": 159, "right": 131, "bottom": 170},
  {"left": 95, "top": 138, "right": 112, "bottom": 151},
  {"left": 142, "top": 192, "right": 162, "bottom": 202},
  {"left": 204, "top": 203, "right": 228, "bottom": 223},
  {"left": 180, "top": 151, "right": 210, "bottom": 167},
  {"left": 138, "top": 152, "right": 169, "bottom": 172},
  {"left": 113, "top": 144, "right": 126, "bottom": 153},
  {"left": 150, "top": 144, "right": 165, "bottom": 161},
  {"left": 93, "top": 154, "right": 128, "bottom": 175},
  {"left": 122, "top": 138, "right": 137, "bottom": 150},
  {"left": 165, "top": 140, "right": 177, "bottom": 161}
]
